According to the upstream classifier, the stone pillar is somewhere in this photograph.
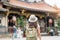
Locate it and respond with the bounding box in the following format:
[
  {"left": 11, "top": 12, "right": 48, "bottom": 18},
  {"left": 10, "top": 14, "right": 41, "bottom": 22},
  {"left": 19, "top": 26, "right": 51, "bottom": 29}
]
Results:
[
  {"left": 5, "top": 8, "right": 10, "bottom": 33},
  {"left": 5, "top": 16, "right": 8, "bottom": 33},
  {"left": 1, "top": 17, "right": 6, "bottom": 26}
]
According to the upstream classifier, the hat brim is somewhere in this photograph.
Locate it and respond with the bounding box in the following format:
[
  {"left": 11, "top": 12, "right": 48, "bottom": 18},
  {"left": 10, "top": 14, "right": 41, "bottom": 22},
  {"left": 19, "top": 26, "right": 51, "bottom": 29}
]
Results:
[{"left": 29, "top": 17, "right": 38, "bottom": 22}]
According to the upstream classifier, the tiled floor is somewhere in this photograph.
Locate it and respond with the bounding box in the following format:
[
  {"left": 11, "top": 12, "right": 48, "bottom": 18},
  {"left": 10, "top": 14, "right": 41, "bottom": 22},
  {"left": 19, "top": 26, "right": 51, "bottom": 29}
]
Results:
[{"left": 0, "top": 36, "right": 60, "bottom": 40}]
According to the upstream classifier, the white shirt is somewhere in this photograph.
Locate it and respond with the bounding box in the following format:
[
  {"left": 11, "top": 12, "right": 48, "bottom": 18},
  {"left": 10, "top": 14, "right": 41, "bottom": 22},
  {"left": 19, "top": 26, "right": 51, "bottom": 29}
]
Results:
[{"left": 17, "top": 29, "right": 23, "bottom": 38}]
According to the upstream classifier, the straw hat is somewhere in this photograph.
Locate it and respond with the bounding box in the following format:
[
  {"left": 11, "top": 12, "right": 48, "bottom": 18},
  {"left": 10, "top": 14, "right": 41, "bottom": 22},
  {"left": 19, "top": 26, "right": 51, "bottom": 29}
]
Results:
[{"left": 29, "top": 14, "right": 38, "bottom": 22}]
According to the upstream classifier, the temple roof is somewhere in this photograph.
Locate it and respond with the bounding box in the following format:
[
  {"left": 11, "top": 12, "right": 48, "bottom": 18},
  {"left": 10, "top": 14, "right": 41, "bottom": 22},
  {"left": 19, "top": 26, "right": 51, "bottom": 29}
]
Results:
[
  {"left": 4, "top": 0, "right": 59, "bottom": 13},
  {"left": 0, "top": 7, "right": 7, "bottom": 12}
]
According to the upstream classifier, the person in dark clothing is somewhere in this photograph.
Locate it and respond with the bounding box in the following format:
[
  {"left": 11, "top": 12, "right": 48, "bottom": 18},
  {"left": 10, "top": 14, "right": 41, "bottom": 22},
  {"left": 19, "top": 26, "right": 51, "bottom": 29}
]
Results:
[
  {"left": 45, "top": 16, "right": 55, "bottom": 36},
  {"left": 8, "top": 19, "right": 14, "bottom": 33},
  {"left": 8, "top": 21, "right": 14, "bottom": 27},
  {"left": 12, "top": 25, "right": 17, "bottom": 40},
  {"left": 46, "top": 16, "right": 54, "bottom": 27}
]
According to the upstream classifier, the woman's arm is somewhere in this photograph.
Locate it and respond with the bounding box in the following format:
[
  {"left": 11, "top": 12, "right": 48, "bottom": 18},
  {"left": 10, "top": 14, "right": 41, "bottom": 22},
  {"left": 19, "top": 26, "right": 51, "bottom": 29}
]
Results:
[
  {"left": 37, "top": 22, "right": 41, "bottom": 40},
  {"left": 37, "top": 27, "right": 41, "bottom": 40}
]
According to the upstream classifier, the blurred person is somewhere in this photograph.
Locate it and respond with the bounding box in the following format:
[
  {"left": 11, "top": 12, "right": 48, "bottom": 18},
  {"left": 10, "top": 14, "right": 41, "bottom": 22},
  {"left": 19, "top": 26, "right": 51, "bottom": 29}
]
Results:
[
  {"left": 12, "top": 25, "right": 17, "bottom": 40},
  {"left": 17, "top": 27, "right": 23, "bottom": 39},
  {"left": 26, "top": 14, "right": 41, "bottom": 40},
  {"left": 8, "top": 19, "right": 14, "bottom": 33},
  {"left": 49, "top": 29, "right": 54, "bottom": 36}
]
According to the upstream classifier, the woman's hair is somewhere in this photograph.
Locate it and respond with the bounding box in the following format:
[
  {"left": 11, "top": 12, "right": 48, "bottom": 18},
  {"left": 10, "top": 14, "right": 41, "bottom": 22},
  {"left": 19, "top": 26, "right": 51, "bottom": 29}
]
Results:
[{"left": 29, "top": 22, "right": 37, "bottom": 28}]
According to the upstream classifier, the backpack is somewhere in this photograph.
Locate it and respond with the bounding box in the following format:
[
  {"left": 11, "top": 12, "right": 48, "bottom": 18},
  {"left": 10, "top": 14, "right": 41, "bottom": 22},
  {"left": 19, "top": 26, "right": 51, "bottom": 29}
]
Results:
[{"left": 26, "top": 26, "right": 37, "bottom": 37}]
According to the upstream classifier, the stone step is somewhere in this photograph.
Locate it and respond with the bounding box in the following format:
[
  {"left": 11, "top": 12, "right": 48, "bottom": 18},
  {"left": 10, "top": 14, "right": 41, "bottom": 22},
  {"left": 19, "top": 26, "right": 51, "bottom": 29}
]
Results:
[
  {"left": 41, "top": 33, "right": 48, "bottom": 36},
  {"left": 0, "top": 33, "right": 12, "bottom": 38}
]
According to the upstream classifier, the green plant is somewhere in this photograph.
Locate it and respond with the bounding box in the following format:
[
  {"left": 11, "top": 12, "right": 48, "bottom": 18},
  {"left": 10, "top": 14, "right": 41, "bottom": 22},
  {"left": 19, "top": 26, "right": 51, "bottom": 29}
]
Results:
[
  {"left": 57, "top": 18, "right": 60, "bottom": 26},
  {"left": 17, "top": 16, "right": 25, "bottom": 28},
  {"left": 47, "top": 27, "right": 50, "bottom": 32}
]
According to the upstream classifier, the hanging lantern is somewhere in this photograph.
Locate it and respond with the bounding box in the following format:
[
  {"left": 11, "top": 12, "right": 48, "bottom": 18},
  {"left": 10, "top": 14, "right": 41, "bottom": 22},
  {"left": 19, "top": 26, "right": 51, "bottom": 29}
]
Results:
[{"left": 12, "top": 16, "right": 16, "bottom": 21}]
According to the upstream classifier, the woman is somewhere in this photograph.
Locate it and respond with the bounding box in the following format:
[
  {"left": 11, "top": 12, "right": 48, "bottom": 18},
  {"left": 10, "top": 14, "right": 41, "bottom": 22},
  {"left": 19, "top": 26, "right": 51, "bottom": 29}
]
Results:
[{"left": 26, "top": 15, "right": 41, "bottom": 40}]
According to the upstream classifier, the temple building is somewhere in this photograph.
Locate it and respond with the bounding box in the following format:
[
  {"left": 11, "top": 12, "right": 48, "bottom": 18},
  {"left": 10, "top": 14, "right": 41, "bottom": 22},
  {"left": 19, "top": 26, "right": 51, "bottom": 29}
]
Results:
[{"left": 0, "top": 0, "right": 60, "bottom": 33}]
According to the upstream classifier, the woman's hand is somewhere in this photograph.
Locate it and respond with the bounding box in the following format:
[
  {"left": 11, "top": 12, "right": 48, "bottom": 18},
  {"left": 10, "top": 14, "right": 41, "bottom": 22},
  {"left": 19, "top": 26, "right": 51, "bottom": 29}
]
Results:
[{"left": 37, "top": 27, "right": 41, "bottom": 40}]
